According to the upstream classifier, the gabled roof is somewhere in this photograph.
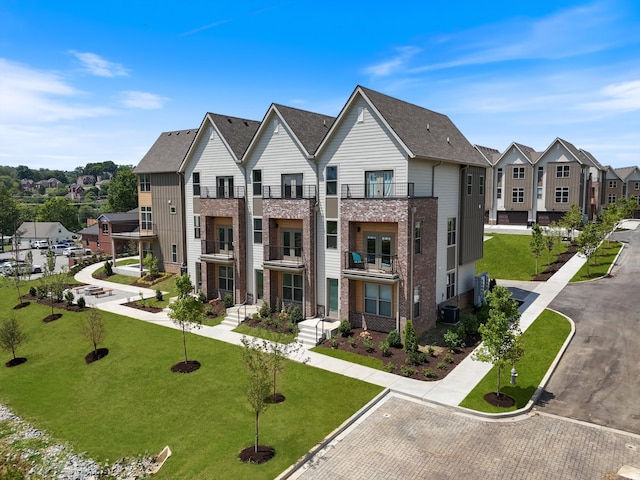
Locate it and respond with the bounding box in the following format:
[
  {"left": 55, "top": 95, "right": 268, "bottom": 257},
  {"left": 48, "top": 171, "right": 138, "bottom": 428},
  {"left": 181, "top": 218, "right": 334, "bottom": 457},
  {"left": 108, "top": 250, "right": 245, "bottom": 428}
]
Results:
[
  {"left": 244, "top": 104, "right": 335, "bottom": 161},
  {"left": 16, "top": 222, "right": 73, "bottom": 238},
  {"left": 579, "top": 149, "right": 604, "bottom": 170},
  {"left": 603, "top": 165, "right": 623, "bottom": 180},
  {"left": 134, "top": 129, "right": 198, "bottom": 174},
  {"left": 316, "top": 86, "right": 485, "bottom": 167},
  {"left": 97, "top": 209, "right": 138, "bottom": 224},
  {"left": 614, "top": 166, "right": 640, "bottom": 181},
  {"left": 537, "top": 137, "right": 593, "bottom": 166},
  {"left": 474, "top": 145, "right": 500, "bottom": 165},
  {"left": 79, "top": 224, "right": 99, "bottom": 236},
  {"left": 494, "top": 142, "right": 539, "bottom": 165}
]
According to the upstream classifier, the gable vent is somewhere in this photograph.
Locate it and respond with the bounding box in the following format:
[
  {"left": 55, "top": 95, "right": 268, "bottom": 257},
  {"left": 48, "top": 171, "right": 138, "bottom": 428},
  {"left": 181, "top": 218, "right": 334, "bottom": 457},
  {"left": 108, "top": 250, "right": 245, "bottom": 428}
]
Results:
[
  {"left": 426, "top": 123, "right": 430, "bottom": 131},
  {"left": 227, "top": 118, "right": 233, "bottom": 123}
]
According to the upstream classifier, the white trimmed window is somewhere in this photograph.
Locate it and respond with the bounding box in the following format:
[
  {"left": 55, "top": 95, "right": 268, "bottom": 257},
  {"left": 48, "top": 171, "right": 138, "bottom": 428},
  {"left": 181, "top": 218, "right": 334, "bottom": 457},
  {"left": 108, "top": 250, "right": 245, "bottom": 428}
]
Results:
[
  {"left": 512, "top": 188, "right": 524, "bottom": 203},
  {"left": 513, "top": 167, "right": 525, "bottom": 179},
  {"left": 555, "top": 187, "right": 569, "bottom": 203},
  {"left": 364, "top": 283, "right": 392, "bottom": 317},
  {"left": 194, "top": 215, "right": 201, "bottom": 239},
  {"left": 139, "top": 174, "right": 151, "bottom": 192},
  {"left": 326, "top": 221, "right": 337, "bottom": 249},
  {"left": 556, "top": 165, "right": 570, "bottom": 178}
]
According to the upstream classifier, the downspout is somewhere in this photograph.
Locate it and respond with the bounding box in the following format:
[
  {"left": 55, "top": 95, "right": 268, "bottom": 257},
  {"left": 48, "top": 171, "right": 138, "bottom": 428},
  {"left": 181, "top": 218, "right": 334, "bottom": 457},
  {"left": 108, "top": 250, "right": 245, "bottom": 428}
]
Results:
[{"left": 407, "top": 205, "right": 417, "bottom": 332}]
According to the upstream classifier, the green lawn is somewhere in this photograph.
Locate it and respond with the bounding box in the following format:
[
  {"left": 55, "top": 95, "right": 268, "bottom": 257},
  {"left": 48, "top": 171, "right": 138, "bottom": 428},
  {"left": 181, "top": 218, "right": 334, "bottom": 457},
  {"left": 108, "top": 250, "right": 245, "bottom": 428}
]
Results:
[
  {"left": 310, "top": 346, "right": 385, "bottom": 370},
  {"left": 234, "top": 324, "right": 297, "bottom": 344},
  {"left": 0, "top": 287, "right": 382, "bottom": 479},
  {"left": 459, "top": 309, "right": 571, "bottom": 413},
  {"left": 90, "top": 268, "right": 179, "bottom": 308},
  {"left": 477, "top": 234, "right": 569, "bottom": 280},
  {"left": 570, "top": 241, "right": 622, "bottom": 282}
]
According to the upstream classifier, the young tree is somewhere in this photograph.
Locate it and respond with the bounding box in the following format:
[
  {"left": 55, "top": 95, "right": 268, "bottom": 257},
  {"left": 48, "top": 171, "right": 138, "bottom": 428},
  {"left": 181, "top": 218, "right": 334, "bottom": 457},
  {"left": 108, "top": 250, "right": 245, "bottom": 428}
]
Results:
[
  {"left": 529, "top": 223, "right": 546, "bottom": 274},
  {"left": 175, "top": 272, "right": 194, "bottom": 299},
  {"left": 107, "top": 165, "right": 138, "bottom": 212},
  {"left": 0, "top": 186, "right": 20, "bottom": 253},
  {"left": 617, "top": 197, "right": 639, "bottom": 220},
  {"left": 473, "top": 286, "right": 524, "bottom": 397},
  {"left": 80, "top": 310, "right": 107, "bottom": 356},
  {"left": 42, "top": 252, "right": 59, "bottom": 317},
  {"left": 0, "top": 317, "right": 27, "bottom": 362},
  {"left": 265, "top": 337, "right": 306, "bottom": 402},
  {"left": 167, "top": 294, "right": 204, "bottom": 364},
  {"left": 241, "top": 336, "right": 272, "bottom": 454},
  {"left": 403, "top": 319, "right": 418, "bottom": 353},
  {"left": 10, "top": 227, "right": 28, "bottom": 305},
  {"left": 544, "top": 229, "right": 555, "bottom": 266},
  {"left": 37, "top": 196, "right": 80, "bottom": 231},
  {"left": 577, "top": 222, "right": 602, "bottom": 277},
  {"left": 143, "top": 253, "right": 159, "bottom": 279},
  {"left": 560, "top": 204, "right": 583, "bottom": 242}
]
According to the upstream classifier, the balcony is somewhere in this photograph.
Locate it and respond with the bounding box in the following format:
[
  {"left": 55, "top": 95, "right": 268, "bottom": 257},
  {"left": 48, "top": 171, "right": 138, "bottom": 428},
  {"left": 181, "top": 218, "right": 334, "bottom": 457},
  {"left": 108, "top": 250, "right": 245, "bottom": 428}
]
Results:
[
  {"left": 263, "top": 185, "right": 317, "bottom": 200},
  {"left": 340, "top": 183, "right": 415, "bottom": 199},
  {"left": 200, "top": 186, "right": 245, "bottom": 199},
  {"left": 263, "top": 244, "right": 305, "bottom": 271},
  {"left": 342, "top": 250, "right": 399, "bottom": 282},
  {"left": 110, "top": 223, "right": 158, "bottom": 240},
  {"left": 200, "top": 239, "right": 234, "bottom": 264}
]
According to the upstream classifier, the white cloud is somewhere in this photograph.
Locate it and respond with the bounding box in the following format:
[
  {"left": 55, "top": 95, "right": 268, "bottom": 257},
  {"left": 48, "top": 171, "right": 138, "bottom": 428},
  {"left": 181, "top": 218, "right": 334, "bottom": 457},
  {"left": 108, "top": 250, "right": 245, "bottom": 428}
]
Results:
[
  {"left": 180, "top": 20, "right": 229, "bottom": 37},
  {"left": 581, "top": 80, "right": 640, "bottom": 112},
  {"left": 120, "top": 91, "right": 168, "bottom": 110},
  {"left": 364, "top": 46, "right": 420, "bottom": 77},
  {"left": 0, "top": 58, "right": 114, "bottom": 122},
  {"left": 70, "top": 51, "right": 129, "bottom": 77}
]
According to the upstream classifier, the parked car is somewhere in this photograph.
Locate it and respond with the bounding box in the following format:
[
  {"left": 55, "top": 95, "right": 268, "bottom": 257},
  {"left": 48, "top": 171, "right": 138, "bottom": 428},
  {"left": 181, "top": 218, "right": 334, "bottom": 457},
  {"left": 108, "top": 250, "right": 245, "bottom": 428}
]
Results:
[
  {"left": 1, "top": 260, "right": 42, "bottom": 275},
  {"left": 48, "top": 244, "right": 68, "bottom": 256},
  {"left": 31, "top": 240, "right": 49, "bottom": 249},
  {"left": 59, "top": 238, "right": 75, "bottom": 246},
  {"left": 63, "top": 246, "right": 92, "bottom": 257}
]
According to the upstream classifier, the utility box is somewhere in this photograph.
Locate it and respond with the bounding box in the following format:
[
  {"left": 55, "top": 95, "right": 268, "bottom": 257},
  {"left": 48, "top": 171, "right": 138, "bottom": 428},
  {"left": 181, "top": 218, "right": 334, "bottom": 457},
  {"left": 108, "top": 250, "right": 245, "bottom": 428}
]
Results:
[{"left": 442, "top": 305, "right": 460, "bottom": 324}]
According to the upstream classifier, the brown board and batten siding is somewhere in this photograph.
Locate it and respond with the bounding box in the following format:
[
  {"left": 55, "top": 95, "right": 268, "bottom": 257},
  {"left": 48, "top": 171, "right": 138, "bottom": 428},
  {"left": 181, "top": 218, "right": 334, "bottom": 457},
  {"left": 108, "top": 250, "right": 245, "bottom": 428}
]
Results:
[
  {"left": 459, "top": 165, "right": 485, "bottom": 264},
  {"left": 545, "top": 162, "right": 582, "bottom": 211},
  {"left": 504, "top": 164, "right": 533, "bottom": 210},
  {"left": 151, "top": 172, "right": 185, "bottom": 273}
]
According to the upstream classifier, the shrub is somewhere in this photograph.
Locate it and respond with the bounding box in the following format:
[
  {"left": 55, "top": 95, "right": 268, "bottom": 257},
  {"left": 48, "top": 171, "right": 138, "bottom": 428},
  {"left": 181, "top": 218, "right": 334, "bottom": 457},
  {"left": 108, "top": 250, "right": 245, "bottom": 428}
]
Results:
[
  {"left": 443, "top": 353, "right": 454, "bottom": 364},
  {"left": 404, "top": 320, "right": 418, "bottom": 353},
  {"left": 36, "top": 285, "right": 47, "bottom": 299},
  {"left": 387, "top": 329, "right": 403, "bottom": 348},
  {"left": 436, "top": 361, "right": 448, "bottom": 370},
  {"left": 29, "top": 286, "right": 36, "bottom": 297},
  {"left": 462, "top": 312, "right": 480, "bottom": 337},
  {"left": 400, "top": 364, "right": 416, "bottom": 377},
  {"left": 155, "top": 289, "right": 163, "bottom": 301},
  {"left": 423, "top": 368, "right": 438, "bottom": 378},
  {"left": 348, "top": 336, "right": 356, "bottom": 348},
  {"left": 338, "top": 319, "right": 352, "bottom": 337},
  {"left": 443, "top": 330, "right": 461, "bottom": 353},
  {"left": 329, "top": 335, "right": 338, "bottom": 348},
  {"left": 409, "top": 350, "right": 427, "bottom": 365},
  {"left": 223, "top": 293, "right": 234, "bottom": 309},
  {"left": 65, "top": 290, "right": 74, "bottom": 306},
  {"left": 198, "top": 290, "right": 207, "bottom": 303},
  {"left": 258, "top": 301, "right": 271, "bottom": 319},
  {"left": 362, "top": 336, "right": 374, "bottom": 352},
  {"left": 290, "top": 306, "right": 303, "bottom": 323},
  {"left": 426, "top": 345, "right": 435, "bottom": 357},
  {"left": 275, "top": 297, "right": 282, "bottom": 313},
  {"left": 77, "top": 296, "right": 86, "bottom": 309},
  {"left": 384, "top": 363, "right": 396, "bottom": 373},
  {"left": 104, "top": 260, "right": 113, "bottom": 276},
  {"left": 379, "top": 341, "right": 391, "bottom": 357},
  {"left": 476, "top": 303, "right": 490, "bottom": 326}
]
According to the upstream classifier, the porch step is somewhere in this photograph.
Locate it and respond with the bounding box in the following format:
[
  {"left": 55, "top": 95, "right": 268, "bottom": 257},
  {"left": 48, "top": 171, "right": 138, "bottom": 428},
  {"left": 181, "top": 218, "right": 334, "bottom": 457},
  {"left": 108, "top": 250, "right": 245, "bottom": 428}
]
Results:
[
  {"left": 296, "top": 318, "right": 340, "bottom": 348},
  {"left": 221, "top": 304, "right": 259, "bottom": 329}
]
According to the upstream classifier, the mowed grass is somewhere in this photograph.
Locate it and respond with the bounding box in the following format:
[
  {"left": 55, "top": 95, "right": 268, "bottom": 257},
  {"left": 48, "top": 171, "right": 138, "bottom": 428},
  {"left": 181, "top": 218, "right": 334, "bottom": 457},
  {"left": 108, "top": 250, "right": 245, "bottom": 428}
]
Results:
[
  {"left": 570, "top": 241, "right": 622, "bottom": 282},
  {"left": 459, "top": 309, "right": 571, "bottom": 413},
  {"left": 0, "top": 287, "right": 382, "bottom": 479},
  {"left": 476, "top": 234, "right": 569, "bottom": 280}
]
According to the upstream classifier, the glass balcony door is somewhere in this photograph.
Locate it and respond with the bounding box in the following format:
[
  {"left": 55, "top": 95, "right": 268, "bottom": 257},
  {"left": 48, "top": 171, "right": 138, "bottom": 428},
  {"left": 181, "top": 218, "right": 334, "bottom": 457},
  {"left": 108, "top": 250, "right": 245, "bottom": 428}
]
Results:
[
  {"left": 366, "top": 170, "right": 393, "bottom": 198},
  {"left": 282, "top": 230, "right": 302, "bottom": 259},
  {"left": 217, "top": 226, "right": 233, "bottom": 253},
  {"left": 366, "top": 234, "right": 392, "bottom": 269}
]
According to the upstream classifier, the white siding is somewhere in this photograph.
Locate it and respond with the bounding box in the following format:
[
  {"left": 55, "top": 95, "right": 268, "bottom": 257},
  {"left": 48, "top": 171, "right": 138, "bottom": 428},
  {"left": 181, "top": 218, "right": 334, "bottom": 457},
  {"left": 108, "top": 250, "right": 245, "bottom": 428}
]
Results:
[{"left": 434, "top": 163, "right": 460, "bottom": 303}]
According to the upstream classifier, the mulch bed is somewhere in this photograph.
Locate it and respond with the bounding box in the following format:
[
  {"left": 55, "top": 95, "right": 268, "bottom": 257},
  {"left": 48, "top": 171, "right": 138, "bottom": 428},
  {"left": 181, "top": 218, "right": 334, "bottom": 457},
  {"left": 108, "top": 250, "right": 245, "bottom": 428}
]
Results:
[
  {"left": 131, "top": 273, "right": 173, "bottom": 288},
  {"left": 238, "top": 445, "right": 275, "bottom": 464},
  {"left": 241, "top": 316, "right": 298, "bottom": 336},
  {"left": 13, "top": 301, "right": 30, "bottom": 310},
  {"left": 266, "top": 393, "right": 285, "bottom": 404},
  {"left": 484, "top": 392, "right": 516, "bottom": 407},
  {"left": 171, "top": 360, "right": 201, "bottom": 373},
  {"left": 85, "top": 348, "right": 109, "bottom": 364},
  {"left": 43, "top": 313, "right": 63, "bottom": 323},
  {"left": 316, "top": 327, "right": 478, "bottom": 382},
  {"left": 122, "top": 301, "right": 163, "bottom": 313},
  {"left": 5, "top": 358, "right": 27, "bottom": 368},
  {"left": 531, "top": 244, "right": 578, "bottom": 281}
]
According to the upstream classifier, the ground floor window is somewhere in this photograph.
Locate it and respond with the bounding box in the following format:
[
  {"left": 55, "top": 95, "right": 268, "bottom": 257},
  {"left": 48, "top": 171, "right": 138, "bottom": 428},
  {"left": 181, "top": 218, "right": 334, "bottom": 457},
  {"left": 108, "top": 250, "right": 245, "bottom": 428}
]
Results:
[
  {"left": 171, "top": 244, "right": 178, "bottom": 263},
  {"left": 328, "top": 278, "right": 338, "bottom": 318},
  {"left": 218, "top": 265, "right": 234, "bottom": 292},
  {"left": 446, "top": 271, "right": 456, "bottom": 299},
  {"left": 364, "top": 283, "right": 392, "bottom": 317},
  {"left": 282, "top": 273, "right": 303, "bottom": 304},
  {"left": 413, "top": 286, "right": 420, "bottom": 318},
  {"left": 255, "top": 270, "right": 264, "bottom": 300},
  {"left": 142, "top": 241, "right": 153, "bottom": 259},
  {"left": 195, "top": 262, "right": 202, "bottom": 291}
]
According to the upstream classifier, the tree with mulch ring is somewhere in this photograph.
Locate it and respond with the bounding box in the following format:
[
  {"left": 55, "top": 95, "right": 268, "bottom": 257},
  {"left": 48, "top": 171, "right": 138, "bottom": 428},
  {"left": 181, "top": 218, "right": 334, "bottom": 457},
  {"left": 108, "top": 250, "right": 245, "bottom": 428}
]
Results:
[
  {"left": 167, "top": 274, "right": 204, "bottom": 373},
  {"left": 240, "top": 336, "right": 275, "bottom": 464},
  {"left": 43, "top": 314, "right": 63, "bottom": 323},
  {"left": 81, "top": 310, "right": 109, "bottom": 364},
  {"left": 484, "top": 392, "right": 516, "bottom": 408},
  {"left": 13, "top": 300, "right": 30, "bottom": 310},
  {"left": 0, "top": 317, "right": 27, "bottom": 368}
]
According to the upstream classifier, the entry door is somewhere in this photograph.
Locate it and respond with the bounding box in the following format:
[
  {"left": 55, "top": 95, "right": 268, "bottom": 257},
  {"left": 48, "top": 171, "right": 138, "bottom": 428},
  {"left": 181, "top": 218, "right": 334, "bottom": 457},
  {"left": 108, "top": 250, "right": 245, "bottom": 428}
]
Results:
[
  {"left": 217, "top": 226, "right": 233, "bottom": 253},
  {"left": 282, "top": 230, "right": 302, "bottom": 259},
  {"left": 217, "top": 176, "right": 234, "bottom": 198},
  {"left": 366, "top": 234, "right": 392, "bottom": 269}
]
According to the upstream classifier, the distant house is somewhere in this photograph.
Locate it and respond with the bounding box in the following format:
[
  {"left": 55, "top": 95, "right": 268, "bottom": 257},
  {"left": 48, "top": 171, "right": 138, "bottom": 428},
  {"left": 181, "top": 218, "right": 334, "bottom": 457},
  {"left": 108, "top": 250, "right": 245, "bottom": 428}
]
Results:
[
  {"left": 77, "top": 175, "right": 96, "bottom": 186},
  {"left": 79, "top": 209, "right": 139, "bottom": 255},
  {"left": 15, "top": 222, "right": 76, "bottom": 250},
  {"left": 68, "top": 184, "right": 85, "bottom": 200},
  {"left": 20, "top": 179, "right": 36, "bottom": 191},
  {"left": 36, "top": 178, "right": 63, "bottom": 189}
]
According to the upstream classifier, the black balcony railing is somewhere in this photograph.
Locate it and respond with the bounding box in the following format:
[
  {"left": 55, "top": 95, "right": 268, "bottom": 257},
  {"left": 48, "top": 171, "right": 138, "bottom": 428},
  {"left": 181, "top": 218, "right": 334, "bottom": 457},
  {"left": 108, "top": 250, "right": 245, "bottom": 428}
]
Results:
[
  {"left": 344, "top": 250, "right": 398, "bottom": 274},
  {"left": 263, "top": 185, "right": 317, "bottom": 199},
  {"left": 200, "top": 186, "right": 245, "bottom": 199},
  {"left": 340, "top": 183, "right": 415, "bottom": 199},
  {"left": 201, "top": 239, "right": 234, "bottom": 259},
  {"left": 264, "top": 244, "right": 303, "bottom": 263}
]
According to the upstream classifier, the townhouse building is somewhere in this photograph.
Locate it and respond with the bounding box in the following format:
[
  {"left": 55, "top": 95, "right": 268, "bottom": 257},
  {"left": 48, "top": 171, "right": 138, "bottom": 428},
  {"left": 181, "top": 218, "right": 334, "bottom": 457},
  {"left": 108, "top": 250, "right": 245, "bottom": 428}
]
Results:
[
  {"left": 615, "top": 166, "right": 640, "bottom": 217},
  {"left": 130, "top": 129, "right": 197, "bottom": 274},
  {"left": 137, "top": 85, "right": 486, "bottom": 338}
]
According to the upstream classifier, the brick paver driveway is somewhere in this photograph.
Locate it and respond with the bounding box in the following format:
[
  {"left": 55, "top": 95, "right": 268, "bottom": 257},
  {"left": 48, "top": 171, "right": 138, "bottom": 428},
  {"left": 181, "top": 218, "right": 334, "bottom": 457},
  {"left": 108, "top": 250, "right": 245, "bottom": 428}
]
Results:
[
  {"left": 539, "top": 225, "right": 640, "bottom": 435},
  {"left": 293, "top": 395, "right": 640, "bottom": 480}
]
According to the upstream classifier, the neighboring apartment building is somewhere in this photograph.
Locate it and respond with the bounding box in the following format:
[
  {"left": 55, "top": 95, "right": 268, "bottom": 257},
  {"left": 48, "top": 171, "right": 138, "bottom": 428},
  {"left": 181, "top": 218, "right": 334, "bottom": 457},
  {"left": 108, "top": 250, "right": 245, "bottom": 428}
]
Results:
[
  {"left": 615, "top": 166, "right": 640, "bottom": 217},
  {"left": 79, "top": 209, "right": 139, "bottom": 255},
  {"left": 172, "top": 85, "right": 486, "bottom": 337},
  {"left": 486, "top": 138, "right": 604, "bottom": 225},
  {"left": 130, "top": 129, "right": 197, "bottom": 274},
  {"left": 474, "top": 145, "right": 500, "bottom": 222},
  {"left": 602, "top": 166, "right": 624, "bottom": 208}
]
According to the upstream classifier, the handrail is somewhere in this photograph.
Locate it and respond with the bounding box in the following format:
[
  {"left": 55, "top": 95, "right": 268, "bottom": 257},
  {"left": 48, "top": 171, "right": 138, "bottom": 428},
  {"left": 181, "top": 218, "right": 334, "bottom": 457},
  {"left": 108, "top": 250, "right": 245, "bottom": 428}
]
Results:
[{"left": 314, "top": 316, "right": 325, "bottom": 345}]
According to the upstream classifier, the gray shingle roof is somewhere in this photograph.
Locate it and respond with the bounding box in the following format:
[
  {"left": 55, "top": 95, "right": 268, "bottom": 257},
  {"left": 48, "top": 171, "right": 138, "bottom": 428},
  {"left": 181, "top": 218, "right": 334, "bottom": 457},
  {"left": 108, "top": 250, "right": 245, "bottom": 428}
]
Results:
[
  {"left": 97, "top": 210, "right": 138, "bottom": 223},
  {"left": 579, "top": 149, "right": 604, "bottom": 170},
  {"left": 16, "top": 222, "right": 73, "bottom": 238},
  {"left": 207, "top": 113, "right": 260, "bottom": 160},
  {"left": 134, "top": 129, "right": 198, "bottom": 174},
  {"left": 475, "top": 145, "right": 501, "bottom": 165},
  {"left": 273, "top": 104, "right": 335, "bottom": 155},
  {"left": 79, "top": 224, "right": 99, "bottom": 236},
  {"left": 358, "top": 86, "right": 486, "bottom": 167},
  {"left": 614, "top": 166, "right": 640, "bottom": 181},
  {"left": 512, "top": 142, "right": 538, "bottom": 163}
]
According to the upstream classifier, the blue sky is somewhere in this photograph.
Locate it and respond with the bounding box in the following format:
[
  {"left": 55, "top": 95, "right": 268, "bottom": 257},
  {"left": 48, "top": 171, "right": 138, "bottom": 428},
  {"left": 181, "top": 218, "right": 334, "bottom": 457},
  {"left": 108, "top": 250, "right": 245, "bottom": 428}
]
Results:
[{"left": 1, "top": 0, "right": 639, "bottom": 171}]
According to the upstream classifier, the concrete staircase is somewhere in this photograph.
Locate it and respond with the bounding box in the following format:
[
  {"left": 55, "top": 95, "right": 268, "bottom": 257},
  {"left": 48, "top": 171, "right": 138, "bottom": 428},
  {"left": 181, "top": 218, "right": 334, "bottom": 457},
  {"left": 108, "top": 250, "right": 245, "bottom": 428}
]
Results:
[
  {"left": 296, "top": 318, "right": 340, "bottom": 348},
  {"left": 221, "top": 304, "right": 259, "bottom": 329}
]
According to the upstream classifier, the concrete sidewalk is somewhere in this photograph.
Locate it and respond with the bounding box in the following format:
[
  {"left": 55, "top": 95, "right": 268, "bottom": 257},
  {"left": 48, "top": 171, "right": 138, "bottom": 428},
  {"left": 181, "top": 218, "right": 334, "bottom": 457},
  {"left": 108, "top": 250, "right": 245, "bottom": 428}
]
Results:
[{"left": 74, "top": 249, "right": 588, "bottom": 408}]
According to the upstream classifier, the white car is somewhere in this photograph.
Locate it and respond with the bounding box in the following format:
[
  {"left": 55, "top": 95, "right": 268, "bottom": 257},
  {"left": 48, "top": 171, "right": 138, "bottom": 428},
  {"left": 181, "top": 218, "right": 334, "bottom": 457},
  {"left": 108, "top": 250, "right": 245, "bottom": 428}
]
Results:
[
  {"left": 63, "top": 246, "right": 92, "bottom": 257},
  {"left": 1, "top": 260, "right": 42, "bottom": 275},
  {"left": 31, "top": 240, "right": 49, "bottom": 249},
  {"left": 48, "top": 244, "right": 69, "bottom": 255}
]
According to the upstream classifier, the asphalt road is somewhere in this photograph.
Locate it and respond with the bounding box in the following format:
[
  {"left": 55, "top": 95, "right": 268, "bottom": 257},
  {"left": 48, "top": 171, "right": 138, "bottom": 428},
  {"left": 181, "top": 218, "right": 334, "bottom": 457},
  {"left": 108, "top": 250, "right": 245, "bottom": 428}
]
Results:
[{"left": 537, "top": 226, "right": 640, "bottom": 435}]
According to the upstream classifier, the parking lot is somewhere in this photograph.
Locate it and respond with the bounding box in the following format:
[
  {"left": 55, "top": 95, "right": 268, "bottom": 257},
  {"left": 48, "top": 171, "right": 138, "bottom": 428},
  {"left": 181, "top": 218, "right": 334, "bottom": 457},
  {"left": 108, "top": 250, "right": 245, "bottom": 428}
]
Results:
[{"left": 0, "top": 247, "right": 78, "bottom": 279}]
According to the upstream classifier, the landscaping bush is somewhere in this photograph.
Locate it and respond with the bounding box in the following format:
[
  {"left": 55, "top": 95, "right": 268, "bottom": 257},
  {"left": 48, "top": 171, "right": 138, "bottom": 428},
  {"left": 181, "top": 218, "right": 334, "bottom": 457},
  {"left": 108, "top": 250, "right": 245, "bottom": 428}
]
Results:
[
  {"left": 408, "top": 350, "right": 427, "bottom": 365},
  {"left": 223, "top": 293, "right": 234, "bottom": 309},
  {"left": 444, "top": 329, "right": 461, "bottom": 353},
  {"left": 155, "top": 289, "right": 163, "bottom": 301},
  {"left": 338, "top": 319, "right": 352, "bottom": 337},
  {"left": 104, "top": 260, "right": 113, "bottom": 277},
  {"left": 404, "top": 319, "right": 418, "bottom": 353},
  {"left": 426, "top": 345, "right": 435, "bottom": 357},
  {"left": 400, "top": 364, "right": 416, "bottom": 377},
  {"left": 348, "top": 336, "right": 356, "bottom": 348},
  {"left": 386, "top": 329, "right": 403, "bottom": 348},
  {"left": 29, "top": 286, "right": 36, "bottom": 297},
  {"left": 65, "top": 290, "right": 74, "bottom": 306},
  {"left": 361, "top": 333, "right": 374, "bottom": 352},
  {"left": 462, "top": 312, "right": 480, "bottom": 337},
  {"left": 290, "top": 306, "right": 303, "bottom": 323},
  {"left": 258, "top": 301, "right": 271, "bottom": 319},
  {"left": 198, "top": 290, "right": 207, "bottom": 303},
  {"left": 423, "top": 368, "right": 438, "bottom": 378},
  {"left": 379, "top": 341, "right": 390, "bottom": 357},
  {"left": 436, "top": 361, "right": 448, "bottom": 370},
  {"left": 329, "top": 335, "right": 338, "bottom": 348},
  {"left": 384, "top": 363, "right": 396, "bottom": 373},
  {"left": 77, "top": 296, "right": 86, "bottom": 309},
  {"left": 36, "top": 285, "right": 47, "bottom": 299}
]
